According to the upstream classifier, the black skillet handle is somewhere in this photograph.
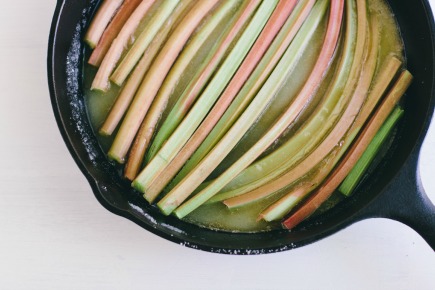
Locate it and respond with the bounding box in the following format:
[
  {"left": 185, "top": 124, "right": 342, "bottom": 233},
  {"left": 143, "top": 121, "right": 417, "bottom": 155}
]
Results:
[{"left": 357, "top": 145, "right": 435, "bottom": 250}]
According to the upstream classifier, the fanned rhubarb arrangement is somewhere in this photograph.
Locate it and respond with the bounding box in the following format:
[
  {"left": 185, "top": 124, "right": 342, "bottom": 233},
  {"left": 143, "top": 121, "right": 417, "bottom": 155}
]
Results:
[{"left": 84, "top": 0, "right": 412, "bottom": 232}]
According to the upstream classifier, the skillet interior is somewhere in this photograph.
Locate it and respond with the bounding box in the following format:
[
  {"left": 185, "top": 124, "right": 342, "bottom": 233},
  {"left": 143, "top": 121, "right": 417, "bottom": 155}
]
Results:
[{"left": 48, "top": 0, "right": 435, "bottom": 254}]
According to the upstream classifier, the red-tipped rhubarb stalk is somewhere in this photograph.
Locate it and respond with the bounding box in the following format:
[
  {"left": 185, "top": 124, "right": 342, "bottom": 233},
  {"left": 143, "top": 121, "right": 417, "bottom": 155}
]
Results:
[
  {"left": 338, "top": 107, "right": 404, "bottom": 196},
  {"left": 145, "top": 0, "right": 262, "bottom": 162},
  {"left": 124, "top": 0, "right": 241, "bottom": 180},
  {"left": 99, "top": 0, "right": 192, "bottom": 136},
  {"left": 260, "top": 37, "right": 383, "bottom": 221},
  {"left": 282, "top": 71, "right": 412, "bottom": 229},
  {"left": 159, "top": 0, "right": 337, "bottom": 217},
  {"left": 85, "top": 0, "right": 124, "bottom": 49},
  {"left": 144, "top": 0, "right": 299, "bottom": 197},
  {"left": 110, "top": 0, "right": 181, "bottom": 85},
  {"left": 88, "top": 0, "right": 142, "bottom": 67},
  {"left": 213, "top": 0, "right": 364, "bottom": 203},
  {"left": 108, "top": 0, "right": 220, "bottom": 163},
  {"left": 225, "top": 52, "right": 402, "bottom": 210},
  {"left": 91, "top": 0, "right": 156, "bottom": 92},
  {"left": 166, "top": 0, "right": 317, "bottom": 190},
  {"left": 134, "top": 0, "right": 279, "bottom": 202},
  {"left": 172, "top": 0, "right": 344, "bottom": 219}
]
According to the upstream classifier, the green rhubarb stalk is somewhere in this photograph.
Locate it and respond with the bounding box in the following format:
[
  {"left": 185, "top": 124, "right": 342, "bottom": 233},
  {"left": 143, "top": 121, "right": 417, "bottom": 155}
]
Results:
[
  {"left": 224, "top": 19, "right": 396, "bottom": 210},
  {"left": 91, "top": 0, "right": 156, "bottom": 91},
  {"left": 168, "top": 0, "right": 317, "bottom": 190},
  {"left": 231, "top": 56, "right": 401, "bottom": 211},
  {"left": 124, "top": 0, "right": 241, "bottom": 180},
  {"left": 99, "top": 1, "right": 190, "bottom": 136},
  {"left": 157, "top": 0, "right": 332, "bottom": 217},
  {"left": 108, "top": 0, "right": 220, "bottom": 163},
  {"left": 143, "top": 0, "right": 299, "bottom": 198},
  {"left": 339, "top": 107, "right": 404, "bottom": 196},
  {"left": 145, "top": 0, "right": 262, "bottom": 162},
  {"left": 89, "top": 0, "right": 142, "bottom": 66},
  {"left": 173, "top": 0, "right": 343, "bottom": 219},
  {"left": 259, "top": 182, "right": 316, "bottom": 222},
  {"left": 282, "top": 72, "right": 412, "bottom": 229},
  {"left": 110, "top": 0, "right": 180, "bottom": 86},
  {"left": 210, "top": 0, "right": 360, "bottom": 203},
  {"left": 259, "top": 14, "right": 383, "bottom": 221},
  {"left": 85, "top": 0, "right": 124, "bottom": 49},
  {"left": 229, "top": 15, "right": 390, "bottom": 212},
  {"left": 133, "top": 0, "right": 279, "bottom": 202}
]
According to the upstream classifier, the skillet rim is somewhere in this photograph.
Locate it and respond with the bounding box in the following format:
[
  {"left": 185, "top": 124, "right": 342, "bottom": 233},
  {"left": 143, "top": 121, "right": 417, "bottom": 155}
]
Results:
[{"left": 47, "top": 0, "right": 435, "bottom": 254}]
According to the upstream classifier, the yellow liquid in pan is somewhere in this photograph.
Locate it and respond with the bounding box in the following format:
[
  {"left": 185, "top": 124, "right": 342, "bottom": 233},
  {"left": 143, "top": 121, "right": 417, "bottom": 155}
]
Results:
[{"left": 85, "top": 0, "right": 404, "bottom": 232}]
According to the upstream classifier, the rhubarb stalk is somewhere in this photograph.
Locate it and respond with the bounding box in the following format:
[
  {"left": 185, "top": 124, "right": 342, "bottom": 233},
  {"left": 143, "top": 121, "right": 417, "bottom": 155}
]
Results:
[
  {"left": 339, "top": 107, "right": 404, "bottom": 196},
  {"left": 124, "top": 0, "right": 241, "bottom": 180},
  {"left": 110, "top": 0, "right": 181, "bottom": 85},
  {"left": 225, "top": 41, "right": 401, "bottom": 211},
  {"left": 108, "top": 0, "right": 220, "bottom": 163},
  {"left": 134, "top": 0, "right": 279, "bottom": 202},
  {"left": 231, "top": 27, "right": 400, "bottom": 215},
  {"left": 99, "top": 0, "right": 192, "bottom": 136},
  {"left": 142, "top": 0, "right": 299, "bottom": 194},
  {"left": 211, "top": 0, "right": 361, "bottom": 203},
  {"left": 85, "top": 0, "right": 124, "bottom": 49},
  {"left": 282, "top": 72, "right": 412, "bottom": 229},
  {"left": 91, "top": 0, "right": 156, "bottom": 92},
  {"left": 173, "top": 0, "right": 344, "bottom": 219},
  {"left": 166, "top": 0, "right": 317, "bottom": 190},
  {"left": 158, "top": 0, "right": 335, "bottom": 217},
  {"left": 88, "top": 0, "right": 142, "bottom": 66},
  {"left": 145, "top": 0, "right": 263, "bottom": 162}
]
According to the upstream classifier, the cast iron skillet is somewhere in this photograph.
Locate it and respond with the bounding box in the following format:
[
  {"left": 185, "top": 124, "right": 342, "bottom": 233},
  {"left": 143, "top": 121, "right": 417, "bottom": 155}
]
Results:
[{"left": 48, "top": 0, "right": 435, "bottom": 254}]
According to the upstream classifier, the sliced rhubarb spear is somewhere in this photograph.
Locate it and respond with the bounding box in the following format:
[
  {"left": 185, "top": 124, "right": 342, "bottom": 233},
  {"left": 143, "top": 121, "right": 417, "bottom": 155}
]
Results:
[
  {"left": 110, "top": 0, "right": 180, "bottom": 85},
  {"left": 339, "top": 107, "right": 404, "bottom": 196},
  {"left": 124, "top": 0, "right": 242, "bottom": 180},
  {"left": 258, "top": 182, "right": 316, "bottom": 222},
  {"left": 282, "top": 72, "right": 412, "bottom": 229},
  {"left": 145, "top": 0, "right": 263, "bottom": 162},
  {"left": 166, "top": 0, "right": 317, "bottom": 190},
  {"left": 225, "top": 29, "right": 400, "bottom": 211},
  {"left": 171, "top": 0, "right": 344, "bottom": 219},
  {"left": 212, "top": 0, "right": 364, "bottom": 203},
  {"left": 88, "top": 0, "right": 142, "bottom": 67},
  {"left": 140, "top": 0, "right": 299, "bottom": 192},
  {"left": 91, "top": 0, "right": 156, "bottom": 92},
  {"left": 261, "top": 39, "right": 383, "bottom": 221},
  {"left": 225, "top": 57, "right": 402, "bottom": 210},
  {"left": 134, "top": 0, "right": 279, "bottom": 202},
  {"left": 158, "top": 0, "right": 336, "bottom": 217},
  {"left": 85, "top": 0, "right": 124, "bottom": 49},
  {"left": 99, "top": 0, "right": 192, "bottom": 136},
  {"left": 108, "top": 0, "right": 220, "bottom": 163}
]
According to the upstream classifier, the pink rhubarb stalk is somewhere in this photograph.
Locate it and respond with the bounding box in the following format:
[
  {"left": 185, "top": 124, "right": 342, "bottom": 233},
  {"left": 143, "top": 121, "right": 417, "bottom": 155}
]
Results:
[
  {"left": 145, "top": 0, "right": 262, "bottom": 162},
  {"left": 171, "top": 0, "right": 345, "bottom": 219},
  {"left": 124, "top": 0, "right": 239, "bottom": 180},
  {"left": 99, "top": 1, "right": 191, "bottom": 136},
  {"left": 225, "top": 57, "right": 402, "bottom": 209},
  {"left": 145, "top": 0, "right": 299, "bottom": 197},
  {"left": 166, "top": 0, "right": 317, "bottom": 190},
  {"left": 91, "top": 0, "right": 156, "bottom": 91},
  {"left": 282, "top": 70, "right": 413, "bottom": 229},
  {"left": 108, "top": 0, "right": 220, "bottom": 163},
  {"left": 85, "top": 0, "right": 124, "bottom": 49},
  {"left": 88, "top": 0, "right": 142, "bottom": 66}
]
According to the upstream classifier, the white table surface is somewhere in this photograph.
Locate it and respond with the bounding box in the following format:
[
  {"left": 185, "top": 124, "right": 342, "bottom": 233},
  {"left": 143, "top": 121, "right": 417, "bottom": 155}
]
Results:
[{"left": 1, "top": 1, "right": 434, "bottom": 289}]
